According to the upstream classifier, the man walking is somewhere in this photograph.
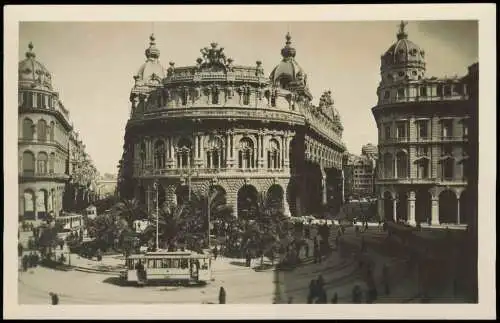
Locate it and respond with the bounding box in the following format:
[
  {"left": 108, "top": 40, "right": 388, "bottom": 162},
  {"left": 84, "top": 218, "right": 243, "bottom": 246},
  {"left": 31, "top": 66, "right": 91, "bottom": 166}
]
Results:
[{"left": 218, "top": 286, "right": 226, "bottom": 304}]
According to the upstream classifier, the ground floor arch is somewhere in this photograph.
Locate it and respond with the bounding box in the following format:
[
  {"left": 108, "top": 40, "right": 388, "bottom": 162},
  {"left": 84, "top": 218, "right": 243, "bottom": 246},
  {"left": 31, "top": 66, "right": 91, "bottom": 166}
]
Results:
[
  {"left": 415, "top": 189, "right": 432, "bottom": 224},
  {"left": 266, "top": 184, "right": 284, "bottom": 215},
  {"left": 459, "top": 189, "right": 471, "bottom": 224},
  {"left": 383, "top": 191, "right": 393, "bottom": 222},
  {"left": 286, "top": 178, "right": 299, "bottom": 217},
  {"left": 237, "top": 184, "right": 259, "bottom": 220},
  {"left": 439, "top": 190, "right": 458, "bottom": 224},
  {"left": 396, "top": 192, "right": 408, "bottom": 222}
]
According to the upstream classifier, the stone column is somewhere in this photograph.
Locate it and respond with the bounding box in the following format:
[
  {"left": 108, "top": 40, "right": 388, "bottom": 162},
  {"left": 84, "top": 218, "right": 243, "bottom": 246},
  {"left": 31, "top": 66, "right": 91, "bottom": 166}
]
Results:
[
  {"left": 231, "top": 133, "right": 236, "bottom": 166},
  {"left": 393, "top": 198, "right": 397, "bottom": 222},
  {"left": 457, "top": 197, "right": 461, "bottom": 225},
  {"left": 377, "top": 198, "right": 384, "bottom": 221},
  {"left": 393, "top": 156, "right": 398, "bottom": 178},
  {"left": 194, "top": 134, "right": 199, "bottom": 159},
  {"left": 341, "top": 169, "right": 345, "bottom": 204},
  {"left": 321, "top": 175, "right": 327, "bottom": 205},
  {"left": 283, "top": 194, "right": 291, "bottom": 217},
  {"left": 226, "top": 134, "right": 230, "bottom": 167},
  {"left": 431, "top": 197, "right": 440, "bottom": 226},
  {"left": 408, "top": 191, "right": 416, "bottom": 226}
]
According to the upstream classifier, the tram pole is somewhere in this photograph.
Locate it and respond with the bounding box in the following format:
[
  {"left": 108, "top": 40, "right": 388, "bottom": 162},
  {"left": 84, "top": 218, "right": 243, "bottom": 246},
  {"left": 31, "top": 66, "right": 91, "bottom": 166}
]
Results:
[{"left": 154, "top": 181, "right": 159, "bottom": 251}]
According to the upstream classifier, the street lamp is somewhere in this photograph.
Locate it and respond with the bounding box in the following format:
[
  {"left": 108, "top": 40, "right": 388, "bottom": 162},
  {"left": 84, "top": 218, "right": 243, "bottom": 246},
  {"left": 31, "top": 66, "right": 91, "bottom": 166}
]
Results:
[{"left": 153, "top": 180, "right": 159, "bottom": 251}]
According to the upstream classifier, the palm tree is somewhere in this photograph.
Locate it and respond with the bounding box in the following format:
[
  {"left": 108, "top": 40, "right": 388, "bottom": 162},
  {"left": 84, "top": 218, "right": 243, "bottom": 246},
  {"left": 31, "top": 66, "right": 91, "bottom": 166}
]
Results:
[{"left": 109, "top": 198, "right": 149, "bottom": 229}]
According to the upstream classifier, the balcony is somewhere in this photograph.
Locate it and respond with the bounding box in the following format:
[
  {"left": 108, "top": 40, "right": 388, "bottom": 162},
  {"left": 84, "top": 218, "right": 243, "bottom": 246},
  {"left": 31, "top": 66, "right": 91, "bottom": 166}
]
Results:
[
  {"left": 376, "top": 177, "right": 467, "bottom": 185},
  {"left": 136, "top": 167, "right": 289, "bottom": 178},
  {"left": 440, "top": 136, "right": 467, "bottom": 142},
  {"left": 20, "top": 171, "right": 70, "bottom": 181}
]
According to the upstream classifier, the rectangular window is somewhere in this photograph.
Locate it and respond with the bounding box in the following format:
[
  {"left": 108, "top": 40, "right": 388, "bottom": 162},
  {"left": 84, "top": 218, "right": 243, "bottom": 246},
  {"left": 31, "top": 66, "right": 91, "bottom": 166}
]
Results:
[
  {"left": 419, "top": 87, "right": 427, "bottom": 97},
  {"left": 36, "top": 93, "right": 43, "bottom": 108},
  {"left": 397, "top": 88, "right": 405, "bottom": 99},
  {"left": 441, "top": 120, "right": 453, "bottom": 138},
  {"left": 437, "top": 84, "right": 443, "bottom": 96},
  {"left": 416, "top": 120, "right": 429, "bottom": 139},
  {"left": 396, "top": 123, "right": 407, "bottom": 139},
  {"left": 384, "top": 126, "right": 391, "bottom": 139}
]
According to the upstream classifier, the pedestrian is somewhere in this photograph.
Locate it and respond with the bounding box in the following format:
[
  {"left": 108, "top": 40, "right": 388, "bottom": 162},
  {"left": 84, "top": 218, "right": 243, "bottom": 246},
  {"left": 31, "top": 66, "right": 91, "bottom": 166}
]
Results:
[
  {"left": 213, "top": 245, "right": 218, "bottom": 260},
  {"left": 382, "top": 264, "right": 390, "bottom": 295},
  {"left": 317, "top": 285, "right": 328, "bottom": 304},
  {"left": 22, "top": 254, "right": 29, "bottom": 272},
  {"left": 18, "top": 242, "right": 24, "bottom": 258},
  {"left": 335, "top": 235, "right": 339, "bottom": 250},
  {"left": 218, "top": 286, "right": 226, "bottom": 304},
  {"left": 331, "top": 292, "right": 338, "bottom": 304},
  {"left": 49, "top": 292, "right": 59, "bottom": 305},
  {"left": 305, "top": 242, "right": 309, "bottom": 258},
  {"left": 352, "top": 285, "right": 362, "bottom": 304},
  {"left": 307, "top": 279, "right": 317, "bottom": 304}
]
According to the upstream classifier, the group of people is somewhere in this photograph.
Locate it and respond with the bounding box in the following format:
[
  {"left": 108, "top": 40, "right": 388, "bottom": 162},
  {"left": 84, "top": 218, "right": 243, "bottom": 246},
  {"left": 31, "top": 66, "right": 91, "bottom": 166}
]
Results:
[{"left": 21, "top": 251, "right": 40, "bottom": 272}]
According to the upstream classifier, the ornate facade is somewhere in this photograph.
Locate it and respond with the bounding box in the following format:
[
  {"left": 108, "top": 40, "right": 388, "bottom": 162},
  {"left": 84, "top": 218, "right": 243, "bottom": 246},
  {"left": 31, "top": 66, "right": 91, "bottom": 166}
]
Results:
[
  {"left": 119, "top": 33, "right": 346, "bottom": 218},
  {"left": 372, "top": 22, "right": 478, "bottom": 227},
  {"left": 18, "top": 42, "right": 98, "bottom": 224}
]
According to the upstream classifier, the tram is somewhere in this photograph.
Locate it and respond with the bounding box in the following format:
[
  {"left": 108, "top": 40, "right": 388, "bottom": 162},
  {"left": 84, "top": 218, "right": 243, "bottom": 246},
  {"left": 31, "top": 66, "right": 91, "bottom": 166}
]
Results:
[{"left": 119, "top": 250, "right": 212, "bottom": 285}]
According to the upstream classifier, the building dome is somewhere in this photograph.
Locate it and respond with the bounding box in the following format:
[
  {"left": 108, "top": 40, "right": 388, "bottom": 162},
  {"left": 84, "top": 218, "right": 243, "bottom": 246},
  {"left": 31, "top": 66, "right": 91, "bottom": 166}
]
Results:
[
  {"left": 134, "top": 34, "right": 166, "bottom": 86},
  {"left": 270, "top": 33, "right": 308, "bottom": 89},
  {"left": 380, "top": 21, "right": 426, "bottom": 83},
  {"left": 18, "top": 42, "right": 53, "bottom": 90}
]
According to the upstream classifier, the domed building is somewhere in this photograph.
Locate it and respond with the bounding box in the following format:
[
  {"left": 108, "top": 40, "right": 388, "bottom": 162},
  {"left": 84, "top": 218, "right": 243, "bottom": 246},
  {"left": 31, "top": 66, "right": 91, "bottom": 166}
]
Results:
[
  {"left": 119, "top": 33, "right": 346, "bottom": 219},
  {"left": 18, "top": 42, "right": 97, "bottom": 226},
  {"left": 372, "top": 22, "right": 478, "bottom": 227}
]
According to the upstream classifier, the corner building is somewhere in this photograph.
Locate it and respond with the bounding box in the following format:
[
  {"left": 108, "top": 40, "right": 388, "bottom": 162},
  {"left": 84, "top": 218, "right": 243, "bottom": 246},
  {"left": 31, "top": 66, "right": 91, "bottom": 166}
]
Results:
[
  {"left": 372, "top": 22, "right": 477, "bottom": 227},
  {"left": 120, "top": 34, "right": 346, "bottom": 218},
  {"left": 18, "top": 43, "right": 97, "bottom": 224}
]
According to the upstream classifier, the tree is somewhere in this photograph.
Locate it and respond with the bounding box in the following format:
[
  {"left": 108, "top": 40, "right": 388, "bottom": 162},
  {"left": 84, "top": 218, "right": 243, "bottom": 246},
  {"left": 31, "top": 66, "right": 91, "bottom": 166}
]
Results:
[
  {"left": 109, "top": 198, "right": 148, "bottom": 229},
  {"left": 87, "top": 213, "right": 128, "bottom": 252},
  {"left": 37, "top": 222, "right": 63, "bottom": 259}
]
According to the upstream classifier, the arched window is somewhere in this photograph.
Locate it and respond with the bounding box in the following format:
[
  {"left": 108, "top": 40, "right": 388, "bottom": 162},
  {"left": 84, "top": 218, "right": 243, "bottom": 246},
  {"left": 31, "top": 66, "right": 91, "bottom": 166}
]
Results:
[
  {"left": 50, "top": 121, "right": 55, "bottom": 141},
  {"left": 49, "top": 152, "right": 55, "bottom": 174},
  {"left": 37, "top": 152, "right": 48, "bottom": 174},
  {"left": 396, "top": 151, "right": 408, "bottom": 178},
  {"left": 37, "top": 119, "right": 47, "bottom": 142},
  {"left": 154, "top": 140, "right": 166, "bottom": 169},
  {"left": 176, "top": 137, "right": 192, "bottom": 169},
  {"left": 267, "top": 139, "right": 281, "bottom": 169},
  {"left": 23, "top": 190, "right": 35, "bottom": 220},
  {"left": 206, "top": 137, "right": 224, "bottom": 169},
  {"left": 139, "top": 142, "right": 146, "bottom": 169},
  {"left": 22, "top": 151, "right": 35, "bottom": 176},
  {"left": 238, "top": 137, "right": 254, "bottom": 169},
  {"left": 383, "top": 153, "right": 393, "bottom": 178},
  {"left": 36, "top": 189, "right": 48, "bottom": 219},
  {"left": 181, "top": 88, "right": 188, "bottom": 106},
  {"left": 22, "top": 118, "right": 34, "bottom": 140}
]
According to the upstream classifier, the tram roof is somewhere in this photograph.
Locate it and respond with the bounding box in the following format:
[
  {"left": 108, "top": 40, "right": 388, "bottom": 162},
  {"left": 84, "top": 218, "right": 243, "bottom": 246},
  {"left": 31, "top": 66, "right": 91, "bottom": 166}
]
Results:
[{"left": 127, "top": 250, "right": 210, "bottom": 259}]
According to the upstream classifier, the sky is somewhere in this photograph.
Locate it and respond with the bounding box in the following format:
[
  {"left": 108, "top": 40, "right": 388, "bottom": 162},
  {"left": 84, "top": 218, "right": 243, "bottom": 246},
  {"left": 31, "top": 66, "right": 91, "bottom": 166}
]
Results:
[{"left": 18, "top": 21, "right": 478, "bottom": 175}]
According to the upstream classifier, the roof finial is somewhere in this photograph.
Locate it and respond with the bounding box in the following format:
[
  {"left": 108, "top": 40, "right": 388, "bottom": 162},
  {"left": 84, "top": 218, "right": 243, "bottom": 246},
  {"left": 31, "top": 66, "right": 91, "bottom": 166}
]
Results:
[
  {"left": 145, "top": 33, "right": 160, "bottom": 60},
  {"left": 26, "top": 42, "right": 36, "bottom": 58},
  {"left": 281, "top": 32, "right": 296, "bottom": 60},
  {"left": 397, "top": 20, "right": 408, "bottom": 40}
]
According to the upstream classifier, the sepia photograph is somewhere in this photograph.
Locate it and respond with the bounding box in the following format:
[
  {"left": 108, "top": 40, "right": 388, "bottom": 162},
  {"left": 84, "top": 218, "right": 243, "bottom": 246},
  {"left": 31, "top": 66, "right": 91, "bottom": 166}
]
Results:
[{"left": 3, "top": 4, "right": 496, "bottom": 320}]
